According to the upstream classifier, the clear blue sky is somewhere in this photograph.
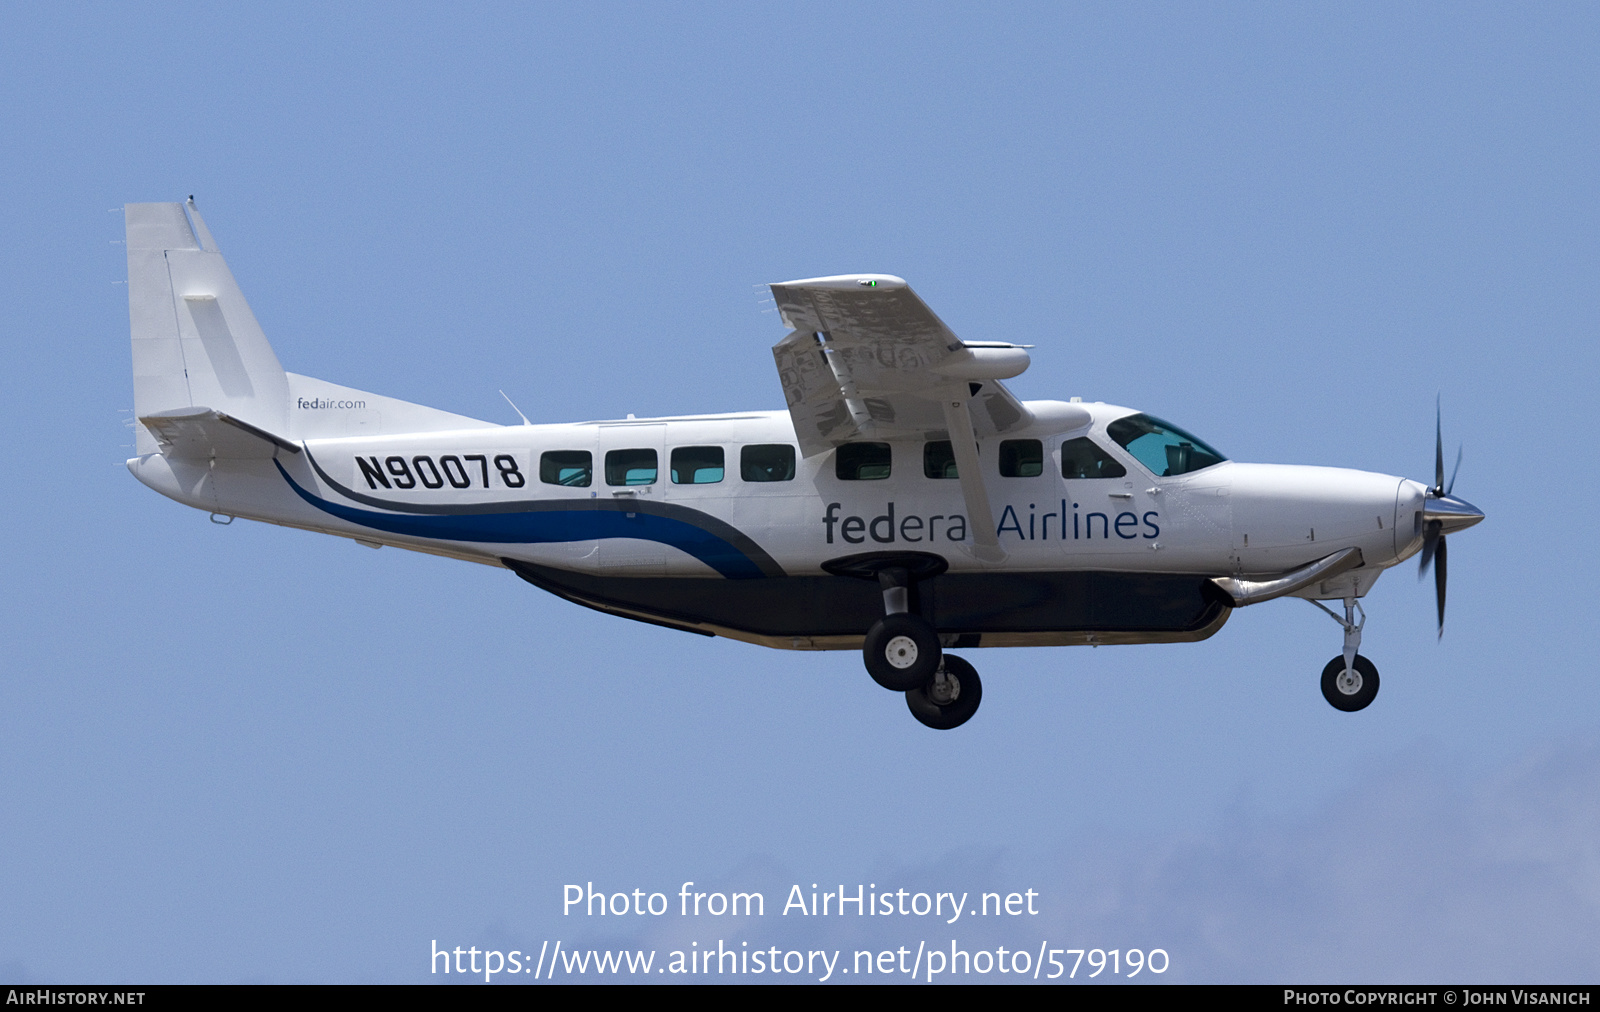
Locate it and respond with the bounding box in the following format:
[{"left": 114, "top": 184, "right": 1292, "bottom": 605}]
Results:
[{"left": 2, "top": 2, "right": 1597, "bottom": 983}]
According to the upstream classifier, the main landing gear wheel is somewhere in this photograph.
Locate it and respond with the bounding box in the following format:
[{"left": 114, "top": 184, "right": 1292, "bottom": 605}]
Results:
[
  {"left": 863, "top": 613, "right": 941, "bottom": 692},
  {"left": 1321, "top": 654, "right": 1379, "bottom": 712},
  {"left": 906, "top": 655, "right": 983, "bottom": 730}
]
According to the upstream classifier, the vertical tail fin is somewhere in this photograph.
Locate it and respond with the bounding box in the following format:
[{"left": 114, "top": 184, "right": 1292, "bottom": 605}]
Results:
[{"left": 125, "top": 199, "right": 289, "bottom": 455}]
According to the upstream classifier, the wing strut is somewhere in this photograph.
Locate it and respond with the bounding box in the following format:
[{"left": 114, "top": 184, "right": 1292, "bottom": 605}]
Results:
[
  {"left": 941, "top": 386, "right": 1005, "bottom": 563},
  {"left": 817, "top": 330, "right": 875, "bottom": 435}
]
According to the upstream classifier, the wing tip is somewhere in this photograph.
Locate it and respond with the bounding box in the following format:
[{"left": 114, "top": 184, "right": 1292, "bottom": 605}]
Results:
[{"left": 770, "top": 274, "right": 907, "bottom": 291}]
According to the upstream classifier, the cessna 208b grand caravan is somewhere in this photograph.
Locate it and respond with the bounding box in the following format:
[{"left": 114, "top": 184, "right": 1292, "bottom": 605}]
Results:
[{"left": 123, "top": 200, "right": 1484, "bottom": 729}]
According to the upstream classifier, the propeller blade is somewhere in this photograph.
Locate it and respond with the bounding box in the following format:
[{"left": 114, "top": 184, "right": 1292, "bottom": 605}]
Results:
[
  {"left": 1447, "top": 445, "right": 1463, "bottom": 496},
  {"left": 1434, "top": 534, "right": 1448, "bottom": 637},
  {"left": 1418, "top": 520, "right": 1440, "bottom": 578},
  {"left": 1434, "top": 398, "right": 1444, "bottom": 493}
]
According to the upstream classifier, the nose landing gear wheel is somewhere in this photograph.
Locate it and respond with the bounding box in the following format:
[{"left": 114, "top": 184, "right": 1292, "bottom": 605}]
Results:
[
  {"left": 906, "top": 654, "right": 983, "bottom": 729},
  {"left": 1320, "top": 654, "right": 1379, "bottom": 712},
  {"left": 864, "top": 613, "right": 941, "bottom": 691}
]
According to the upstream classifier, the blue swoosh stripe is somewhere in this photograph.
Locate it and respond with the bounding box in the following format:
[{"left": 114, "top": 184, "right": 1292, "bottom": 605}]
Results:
[{"left": 275, "top": 461, "right": 766, "bottom": 579}]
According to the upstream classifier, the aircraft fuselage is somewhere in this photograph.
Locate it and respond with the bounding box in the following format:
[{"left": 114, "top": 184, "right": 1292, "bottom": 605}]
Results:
[{"left": 129, "top": 401, "right": 1424, "bottom": 650}]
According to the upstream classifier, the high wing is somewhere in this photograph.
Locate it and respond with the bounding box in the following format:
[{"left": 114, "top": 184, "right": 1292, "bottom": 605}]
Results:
[
  {"left": 769, "top": 275, "right": 1033, "bottom": 457},
  {"left": 770, "top": 275, "right": 1031, "bottom": 561}
]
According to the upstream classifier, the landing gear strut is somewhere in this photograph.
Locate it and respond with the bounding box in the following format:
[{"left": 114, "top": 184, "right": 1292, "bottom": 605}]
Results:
[
  {"left": 862, "top": 565, "right": 944, "bottom": 690},
  {"left": 1309, "top": 596, "right": 1380, "bottom": 712},
  {"left": 827, "top": 552, "right": 984, "bottom": 729},
  {"left": 864, "top": 609, "right": 941, "bottom": 691}
]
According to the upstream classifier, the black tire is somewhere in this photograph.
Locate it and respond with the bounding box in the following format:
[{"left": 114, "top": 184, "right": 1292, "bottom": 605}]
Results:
[
  {"left": 863, "top": 613, "right": 941, "bottom": 691},
  {"left": 1321, "top": 654, "right": 1380, "bottom": 712},
  {"left": 906, "top": 654, "right": 983, "bottom": 730}
]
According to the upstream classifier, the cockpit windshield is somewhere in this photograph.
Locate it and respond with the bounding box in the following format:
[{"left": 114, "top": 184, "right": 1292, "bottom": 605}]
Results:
[{"left": 1106, "top": 413, "right": 1227, "bottom": 477}]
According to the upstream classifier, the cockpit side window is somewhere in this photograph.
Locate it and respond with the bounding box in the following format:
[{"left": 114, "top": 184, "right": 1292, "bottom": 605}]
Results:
[
  {"left": 1106, "top": 414, "right": 1227, "bottom": 477},
  {"left": 1059, "top": 437, "right": 1126, "bottom": 479}
]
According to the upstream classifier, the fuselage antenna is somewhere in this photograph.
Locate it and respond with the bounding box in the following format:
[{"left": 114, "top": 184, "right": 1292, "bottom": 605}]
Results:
[{"left": 499, "top": 390, "right": 532, "bottom": 426}]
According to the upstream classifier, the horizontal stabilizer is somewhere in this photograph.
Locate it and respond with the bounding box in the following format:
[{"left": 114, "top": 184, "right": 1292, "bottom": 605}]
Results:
[{"left": 139, "top": 407, "right": 300, "bottom": 460}]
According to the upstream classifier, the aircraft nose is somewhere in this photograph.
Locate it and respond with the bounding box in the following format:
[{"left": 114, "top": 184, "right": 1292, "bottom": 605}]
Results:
[{"left": 1422, "top": 494, "right": 1484, "bottom": 535}]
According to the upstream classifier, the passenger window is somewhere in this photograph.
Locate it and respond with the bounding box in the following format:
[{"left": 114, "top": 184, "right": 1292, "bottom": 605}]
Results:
[
  {"left": 671, "top": 446, "right": 724, "bottom": 484},
  {"left": 605, "top": 448, "right": 658, "bottom": 486},
  {"left": 836, "top": 442, "right": 891, "bottom": 480},
  {"left": 999, "top": 439, "right": 1043, "bottom": 477},
  {"left": 741, "top": 444, "right": 795, "bottom": 482},
  {"left": 1059, "top": 437, "right": 1127, "bottom": 479},
  {"left": 540, "top": 450, "right": 592, "bottom": 487},
  {"left": 923, "top": 441, "right": 958, "bottom": 479}
]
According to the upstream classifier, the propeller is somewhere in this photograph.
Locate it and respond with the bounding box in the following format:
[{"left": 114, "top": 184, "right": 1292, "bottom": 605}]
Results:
[{"left": 1417, "top": 400, "right": 1481, "bottom": 637}]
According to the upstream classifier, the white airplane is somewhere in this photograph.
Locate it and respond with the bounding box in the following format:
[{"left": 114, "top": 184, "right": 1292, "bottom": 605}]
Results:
[{"left": 122, "top": 199, "right": 1484, "bottom": 729}]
